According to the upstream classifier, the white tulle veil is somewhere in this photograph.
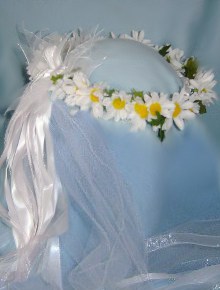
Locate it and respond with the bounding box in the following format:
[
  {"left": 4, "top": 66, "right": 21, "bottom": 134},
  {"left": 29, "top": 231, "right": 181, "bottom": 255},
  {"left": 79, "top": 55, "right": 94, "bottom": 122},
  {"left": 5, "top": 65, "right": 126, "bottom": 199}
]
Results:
[{"left": 0, "top": 28, "right": 220, "bottom": 290}]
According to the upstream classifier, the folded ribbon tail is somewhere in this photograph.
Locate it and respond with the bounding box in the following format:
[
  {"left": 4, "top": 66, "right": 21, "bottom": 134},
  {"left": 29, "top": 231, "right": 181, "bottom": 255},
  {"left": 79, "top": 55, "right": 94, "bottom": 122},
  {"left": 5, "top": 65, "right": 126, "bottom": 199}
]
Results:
[{"left": 0, "top": 77, "right": 67, "bottom": 289}]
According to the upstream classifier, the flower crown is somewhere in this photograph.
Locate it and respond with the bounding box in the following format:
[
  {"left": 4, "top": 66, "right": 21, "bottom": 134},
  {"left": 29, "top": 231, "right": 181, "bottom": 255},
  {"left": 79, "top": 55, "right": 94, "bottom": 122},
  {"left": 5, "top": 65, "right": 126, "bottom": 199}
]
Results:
[{"left": 30, "top": 30, "right": 217, "bottom": 141}]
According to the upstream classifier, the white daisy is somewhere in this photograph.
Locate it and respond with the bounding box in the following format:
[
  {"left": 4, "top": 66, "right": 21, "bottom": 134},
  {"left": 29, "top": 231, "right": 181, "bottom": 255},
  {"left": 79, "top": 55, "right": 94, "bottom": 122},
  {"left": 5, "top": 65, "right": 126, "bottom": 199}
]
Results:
[
  {"left": 64, "top": 72, "right": 91, "bottom": 110},
  {"left": 89, "top": 86, "right": 105, "bottom": 118},
  {"left": 119, "top": 30, "right": 153, "bottom": 46},
  {"left": 64, "top": 93, "right": 79, "bottom": 107},
  {"left": 49, "top": 77, "right": 66, "bottom": 101},
  {"left": 164, "top": 89, "right": 195, "bottom": 131},
  {"left": 73, "top": 71, "right": 90, "bottom": 89},
  {"left": 128, "top": 95, "right": 151, "bottom": 131},
  {"left": 147, "top": 92, "right": 174, "bottom": 120},
  {"left": 102, "top": 91, "right": 130, "bottom": 122},
  {"left": 166, "top": 47, "right": 184, "bottom": 72},
  {"left": 190, "top": 70, "right": 217, "bottom": 105}
]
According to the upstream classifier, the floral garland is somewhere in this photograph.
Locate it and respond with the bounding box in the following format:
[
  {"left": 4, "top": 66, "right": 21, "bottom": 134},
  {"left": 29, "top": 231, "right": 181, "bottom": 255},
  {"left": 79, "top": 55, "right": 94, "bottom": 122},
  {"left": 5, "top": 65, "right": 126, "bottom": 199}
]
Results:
[{"left": 48, "top": 30, "right": 217, "bottom": 141}]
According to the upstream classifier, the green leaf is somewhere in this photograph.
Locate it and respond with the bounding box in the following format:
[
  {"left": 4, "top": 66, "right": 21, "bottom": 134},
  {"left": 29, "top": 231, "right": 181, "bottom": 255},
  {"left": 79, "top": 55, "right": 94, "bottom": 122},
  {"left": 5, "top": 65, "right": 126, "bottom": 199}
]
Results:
[
  {"left": 158, "top": 128, "right": 165, "bottom": 142},
  {"left": 195, "top": 100, "right": 207, "bottom": 114},
  {"left": 192, "top": 88, "right": 199, "bottom": 93},
  {"left": 184, "top": 57, "right": 198, "bottom": 79},
  {"left": 149, "top": 112, "right": 166, "bottom": 126},
  {"left": 158, "top": 44, "right": 171, "bottom": 57},
  {"left": 166, "top": 56, "right": 171, "bottom": 63},
  {"left": 104, "top": 89, "right": 116, "bottom": 97},
  {"left": 131, "top": 89, "right": 144, "bottom": 101},
  {"left": 149, "top": 112, "right": 166, "bottom": 142},
  {"left": 149, "top": 118, "right": 160, "bottom": 126},
  {"left": 51, "top": 74, "right": 63, "bottom": 84}
]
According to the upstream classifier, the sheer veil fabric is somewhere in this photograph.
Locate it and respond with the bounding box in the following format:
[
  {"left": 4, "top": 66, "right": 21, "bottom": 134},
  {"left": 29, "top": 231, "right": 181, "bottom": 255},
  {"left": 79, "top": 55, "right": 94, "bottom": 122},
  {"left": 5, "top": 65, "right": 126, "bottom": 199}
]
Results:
[
  {"left": 0, "top": 30, "right": 220, "bottom": 290},
  {"left": 51, "top": 102, "right": 220, "bottom": 290}
]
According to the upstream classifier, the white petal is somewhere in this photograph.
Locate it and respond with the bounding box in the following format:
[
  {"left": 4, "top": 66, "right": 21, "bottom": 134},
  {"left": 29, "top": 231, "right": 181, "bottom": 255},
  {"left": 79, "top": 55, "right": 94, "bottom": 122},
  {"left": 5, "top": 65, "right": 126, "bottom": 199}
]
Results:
[
  {"left": 163, "top": 118, "right": 173, "bottom": 131},
  {"left": 181, "top": 101, "right": 194, "bottom": 110},
  {"left": 110, "top": 32, "right": 116, "bottom": 39},
  {"left": 139, "top": 30, "right": 145, "bottom": 41},
  {"left": 162, "top": 109, "right": 173, "bottom": 118},
  {"left": 189, "top": 79, "right": 198, "bottom": 88},
  {"left": 144, "top": 94, "right": 151, "bottom": 102},
  {"left": 120, "top": 110, "right": 128, "bottom": 120},
  {"left": 181, "top": 110, "right": 195, "bottom": 119},
  {"left": 73, "top": 72, "right": 90, "bottom": 88},
  {"left": 92, "top": 104, "right": 103, "bottom": 118},
  {"left": 174, "top": 117, "right": 184, "bottom": 130},
  {"left": 102, "top": 98, "right": 111, "bottom": 106},
  {"left": 132, "top": 30, "right": 138, "bottom": 40},
  {"left": 151, "top": 92, "right": 159, "bottom": 100},
  {"left": 143, "top": 39, "right": 153, "bottom": 46},
  {"left": 192, "top": 103, "right": 200, "bottom": 114},
  {"left": 120, "top": 33, "right": 130, "bottom": 39},
  {"left": 152, "top": 125, "right": 160, "bottom": 132},
  {"left": 104, "top": 110, "right": 115, "bottom": 120},
  {"left": 164, "top": 102, "right": 175, "bottom": 110},
  {"left": 131, "top": 119, "right": 146, "bottom": 131},
  {"left": 115, "top": 113, "right": 121, "bottom": 122},
  {"left": 63, "top": 78, "right": 73, "bottom": 85},
  {"left": 65, "top": 96, "right": 75, "bottom": 106},
  {"left": 80, "top": 104, "right": 90, "bottom": 111},
  {"left": 63, "top": 85, "right": 75, "bottom": 95}
]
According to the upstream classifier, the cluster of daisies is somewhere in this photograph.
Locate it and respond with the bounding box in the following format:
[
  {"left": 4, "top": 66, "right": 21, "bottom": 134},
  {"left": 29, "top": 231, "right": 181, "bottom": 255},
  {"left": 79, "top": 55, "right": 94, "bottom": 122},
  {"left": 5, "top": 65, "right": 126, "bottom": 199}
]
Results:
[{"left": 49, "top": 31, "right": 217, "bottom": 141}]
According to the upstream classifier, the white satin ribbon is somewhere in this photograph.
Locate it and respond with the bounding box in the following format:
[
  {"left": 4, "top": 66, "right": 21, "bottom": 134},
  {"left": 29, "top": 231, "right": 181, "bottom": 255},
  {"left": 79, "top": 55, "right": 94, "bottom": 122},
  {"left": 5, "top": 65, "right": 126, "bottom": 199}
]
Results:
[
  {"left": 41, "top": 237, "right": 63, "bottom": 290},
  {"left": 0, "top": 77, "right": 67, "bottom": 288}
]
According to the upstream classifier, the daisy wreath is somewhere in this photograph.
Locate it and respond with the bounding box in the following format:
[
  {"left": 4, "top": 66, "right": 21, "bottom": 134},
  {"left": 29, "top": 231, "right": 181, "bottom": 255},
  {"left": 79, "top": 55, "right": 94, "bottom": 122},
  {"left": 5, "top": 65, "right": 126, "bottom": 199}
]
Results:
[{"left": 45, "top": 30, "right": 217, "bottom": 141}]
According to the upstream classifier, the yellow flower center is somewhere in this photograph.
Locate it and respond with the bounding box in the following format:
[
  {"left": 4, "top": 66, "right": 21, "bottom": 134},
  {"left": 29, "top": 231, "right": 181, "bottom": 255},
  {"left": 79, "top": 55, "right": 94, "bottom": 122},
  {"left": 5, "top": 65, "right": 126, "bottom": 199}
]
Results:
[
  {"left": 90, "top": 88, "right": 100, "bottom": 103},
  {"left": 112, "top": 98, "right": 126, "bottom": 110},
  {"left": 201, "top": 88, "right": 207, "bottom": 93},
  {"left": 134, "top": 103, "right": 148, "bottom": 119},
  {"left": 173, "top": 102, "right": 182, "bottom": 118},
  {"left": 149, "top": 102, "right": 162, "bottom": 116}
]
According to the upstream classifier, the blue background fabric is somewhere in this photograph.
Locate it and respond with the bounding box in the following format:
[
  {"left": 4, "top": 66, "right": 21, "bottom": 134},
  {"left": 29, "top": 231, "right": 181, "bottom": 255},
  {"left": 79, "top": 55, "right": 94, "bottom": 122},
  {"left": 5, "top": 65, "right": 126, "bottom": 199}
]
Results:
[{"left": 1, "top": 1, "right": 220, "bottom": 289}]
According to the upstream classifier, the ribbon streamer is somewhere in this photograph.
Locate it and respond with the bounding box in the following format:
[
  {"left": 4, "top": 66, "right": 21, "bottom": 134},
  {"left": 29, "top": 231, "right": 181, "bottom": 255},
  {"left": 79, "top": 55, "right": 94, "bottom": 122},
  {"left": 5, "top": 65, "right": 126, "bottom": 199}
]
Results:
[{"left": 0, "top": 77, "right": 67, "bottom": 287}]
